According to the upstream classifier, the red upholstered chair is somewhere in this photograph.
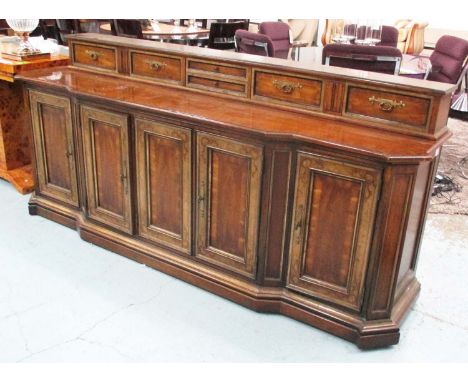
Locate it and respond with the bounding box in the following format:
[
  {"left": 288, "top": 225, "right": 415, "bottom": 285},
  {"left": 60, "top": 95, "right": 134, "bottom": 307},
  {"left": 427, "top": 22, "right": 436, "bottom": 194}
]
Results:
[
  {"left": 427, "top": 35, "right": 468, "bottom": 84},
  {"left": 378, "top": 25, "right": 399, "bottom": 48},
  {"left": 322, "top": 44, "right": 402, "bottom": 75},
  {"left": 235, "top": 30, "right": 274, "bottom": 57},
  {"left": 259, "top": 21, "right": 291, "bottom": 59}
]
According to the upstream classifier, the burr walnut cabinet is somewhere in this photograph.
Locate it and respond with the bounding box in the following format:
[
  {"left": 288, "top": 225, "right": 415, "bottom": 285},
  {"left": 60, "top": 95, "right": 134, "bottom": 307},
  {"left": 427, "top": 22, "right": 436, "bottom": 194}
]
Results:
[
  {"left": 18, "top": 34, "right": 455, "bottom": 349},
  {"left": 0, "top": 54, "right": 69, "bottom": 194}
]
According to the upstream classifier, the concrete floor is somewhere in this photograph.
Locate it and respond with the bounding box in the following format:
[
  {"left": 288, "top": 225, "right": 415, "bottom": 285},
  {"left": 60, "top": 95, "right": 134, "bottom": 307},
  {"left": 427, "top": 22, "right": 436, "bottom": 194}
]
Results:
[{"left": 0, "top": 179, "right": 467, "bottom": 362}]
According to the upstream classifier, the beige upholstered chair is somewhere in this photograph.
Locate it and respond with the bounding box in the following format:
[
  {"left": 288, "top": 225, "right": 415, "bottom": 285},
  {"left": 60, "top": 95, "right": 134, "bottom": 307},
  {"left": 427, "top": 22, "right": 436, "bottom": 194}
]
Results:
[
  {"left": 280, "top": 19, "right": 319, "bottom": 46},
  {"left": 321, "top": 19, "right": 344, "bottom": 46},
  {"left": 394, "top": 20, "right": 428, "bottom": 54}
]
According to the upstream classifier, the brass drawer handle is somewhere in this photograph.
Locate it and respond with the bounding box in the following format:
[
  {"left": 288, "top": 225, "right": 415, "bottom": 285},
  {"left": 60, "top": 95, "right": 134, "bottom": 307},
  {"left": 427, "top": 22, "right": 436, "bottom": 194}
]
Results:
[
  {"left": 272, "top": 80, "right": 303, "bottom": 94},
  {"left": 145, "top": 60, "right": 167, "bottom": 71},
  {"left": 368, "top": 96, "right": 406, "bottom": 112},
  {"left": 85, "top": 50, "right": 101, "bottom": 61}
]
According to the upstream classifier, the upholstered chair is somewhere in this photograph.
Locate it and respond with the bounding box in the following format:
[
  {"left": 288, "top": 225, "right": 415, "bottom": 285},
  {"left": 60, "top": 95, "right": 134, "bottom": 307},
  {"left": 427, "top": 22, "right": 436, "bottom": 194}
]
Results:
[
  {"left": 235, "top": 30, "right": 274, "bottom": 57},
  {"left": 322, "top": 44, "right": 403, "bottom": 75},
  {"left": 428, "top": 35, "right": 468, "bottom": 84},
  {"left": 321, "top": 19, "right": 344, "bottom": 46},
  {"left": 280, "top": 19, "right": 319, "bottom": 47},
  {"left": 258, "top": 21, "right": 291, "bottom": 59},
  {"left": 208, "top": 21, "right": 249, "bottom": 50},
  {"left": 394, "top": 20, "right": 428, "bottom": 54},
  {"left": 378, "top": 26, "right": 399, "bottom": 48}
]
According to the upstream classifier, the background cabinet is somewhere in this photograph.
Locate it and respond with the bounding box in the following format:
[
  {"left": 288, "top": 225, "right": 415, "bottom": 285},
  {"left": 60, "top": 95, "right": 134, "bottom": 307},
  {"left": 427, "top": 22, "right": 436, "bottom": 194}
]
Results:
[
  {"left": 135, "top": 117, "right": 192, "bottom": 253},
  {"left": 287, "top": 152, "right": 381, "bottom": 311},
  {"left": 196, "top": 132, "right": 263, "bottom": 279},
  {"left": 29, "top": 91, "right": 79, "bottom": 207},
  {"left": 81, "top": 106, "right": 133, "bottom": 233}
]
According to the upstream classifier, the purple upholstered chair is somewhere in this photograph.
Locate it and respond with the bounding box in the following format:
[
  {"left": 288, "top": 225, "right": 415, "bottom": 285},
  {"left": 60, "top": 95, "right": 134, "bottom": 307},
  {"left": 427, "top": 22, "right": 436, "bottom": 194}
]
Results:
[
  {"left": 322, "top": 44, "right": 402, "bottom": 75},
  {"left": 235, "top": 30, "right": 274, "bottom": 57},
  {"left": 258, "top": 21, "right": 291, "bottom": 59},
  {"left": 378, "top": 25, "right": 399, "bottom": 48},
  {"left": 427, "top": 35, "right": 468, "bottom": 84}
]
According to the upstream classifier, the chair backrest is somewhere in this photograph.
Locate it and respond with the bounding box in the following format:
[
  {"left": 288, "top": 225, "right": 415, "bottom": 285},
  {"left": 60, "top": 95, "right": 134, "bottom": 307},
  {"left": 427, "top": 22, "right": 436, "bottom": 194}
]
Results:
[
  {"left": 378, "top": 25, "right": 399, "bottom": 47},
  {"left": 55, "top": 19, "right": 82, "bottom": 45},
  {"left": 112, "top": 19, "right": 143, "bottom": 39},
  {"left": 322, "top": 44, "right": 402, "bottom": 75},
  {"left": 428, "top": 35, "right": 468, "bottom": 84},
  {"left": 259, "top": 21, "right": 291, "bottom": 58},
  {"left": 208, "top": 21, "right": 249, "bottom": 50},
  {"left": 235, "top": 30, "right": 274, "bottom": 57}
]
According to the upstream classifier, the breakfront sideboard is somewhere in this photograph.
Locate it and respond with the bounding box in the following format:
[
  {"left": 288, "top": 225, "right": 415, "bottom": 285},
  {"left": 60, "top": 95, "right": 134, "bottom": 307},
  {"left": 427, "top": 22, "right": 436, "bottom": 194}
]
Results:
[{"left": 18, "top": 34, "right": 454, "bottom": 349}]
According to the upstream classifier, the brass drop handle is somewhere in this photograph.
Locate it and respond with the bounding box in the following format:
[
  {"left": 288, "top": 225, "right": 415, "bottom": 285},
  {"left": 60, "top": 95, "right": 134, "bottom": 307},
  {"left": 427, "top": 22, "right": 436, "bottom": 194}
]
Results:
[
  {"left": 85, "top": 50, "right": 101, "bottom": 61},
  {"left": 272, "top": 79, "right": 303, "bottom": 94},
  {"left": 198, "top": 181, "right": 206, "bottom": 218},
  {"left": 146, "top": 60, "right": 167, "bottom": 71},
  {"left": 65, "top": 145, "right": 73, "bottom": 158},
  {"left": 294, "top": 205, "right": 305, "bottom": 245},
  {"left": 121, "top": 162, "right": 128, "bottom": 194},
  {"left": 368, "top": 96, "right": 406, "bottom": 112}
]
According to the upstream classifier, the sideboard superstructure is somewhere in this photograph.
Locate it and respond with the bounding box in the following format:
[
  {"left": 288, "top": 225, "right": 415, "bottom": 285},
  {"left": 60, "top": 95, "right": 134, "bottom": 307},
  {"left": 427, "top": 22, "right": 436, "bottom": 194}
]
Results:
[{"left": 19, "top": 34, "right": 454, "bottom": 349}]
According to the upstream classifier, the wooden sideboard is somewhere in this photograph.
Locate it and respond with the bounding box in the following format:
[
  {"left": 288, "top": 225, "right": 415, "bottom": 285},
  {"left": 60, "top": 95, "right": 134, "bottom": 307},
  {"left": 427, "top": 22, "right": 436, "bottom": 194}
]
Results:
[
  {"left": 18, "top": 34, "right": 454, "bottom": 349},
  {"left": 0, "top": 54, "right": 69, "bottom": 193}
]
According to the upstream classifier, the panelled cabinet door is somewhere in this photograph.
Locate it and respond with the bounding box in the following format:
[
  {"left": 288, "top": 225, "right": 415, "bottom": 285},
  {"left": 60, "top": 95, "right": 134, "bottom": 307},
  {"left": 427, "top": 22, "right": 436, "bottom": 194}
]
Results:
[
  {"left": 135, "top": 117, "right": 191, "bottom": 253},
  {"left": 81, "top": 106, "right": 132, "bottom": 233},
  {"left": 287, "top": 152, "right": 381, "bottom": 311},
  {"left": 29, "top": 91, "right": 79, "bottom": 207},
  {"left": 196, "top": 132, "right": 263, "bottom": 279}
]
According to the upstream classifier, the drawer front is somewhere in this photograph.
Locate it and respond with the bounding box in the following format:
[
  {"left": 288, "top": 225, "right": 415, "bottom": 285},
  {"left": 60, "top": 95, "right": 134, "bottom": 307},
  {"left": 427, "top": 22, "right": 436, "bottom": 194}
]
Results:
[
  {"left": 345, "top": 86, "right": 431, "bottom": 129},
  {"left": 253, "top": 70, "right": 323, "bottom": 109},
  {"left": 130, "top": 51, "right": 183, "bottom": 84},
  {"left": 188, "top": 59, "right": 247, "bottom": 79},
  {"left": 187, "top": 75, "right": 247, "bottom": 96},
  {"left": 72, "top": 43, "right": 117, "bottom": 72}
]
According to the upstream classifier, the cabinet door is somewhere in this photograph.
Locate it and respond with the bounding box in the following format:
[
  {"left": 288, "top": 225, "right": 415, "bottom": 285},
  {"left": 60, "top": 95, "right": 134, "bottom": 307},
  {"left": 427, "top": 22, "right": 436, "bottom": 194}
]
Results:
[
  {"left": 81, "top": 106, "right": 132, "bottom": 233},
  {"left": 29, "top": 91, "right": 79, "bottom": 207},
  {"left": 196, "top": 132, "right": 263, "bottom": 279},
  {"left": 135, "top": 118, "right": 191, "bottom": 253},
  {"left": 287, "top": 152, "right": 381, "bottom": 311}
]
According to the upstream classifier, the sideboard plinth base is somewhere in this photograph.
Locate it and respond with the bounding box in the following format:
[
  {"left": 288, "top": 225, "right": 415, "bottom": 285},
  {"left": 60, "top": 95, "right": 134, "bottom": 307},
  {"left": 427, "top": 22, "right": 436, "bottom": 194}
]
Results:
[{"left": 27, "top": 195, "right": 420, "bottom": 349}]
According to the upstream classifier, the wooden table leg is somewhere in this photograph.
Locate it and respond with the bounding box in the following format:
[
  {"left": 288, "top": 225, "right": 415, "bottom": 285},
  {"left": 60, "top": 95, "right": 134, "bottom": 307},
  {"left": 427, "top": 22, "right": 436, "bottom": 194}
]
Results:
[{"left": 0, "top": 80, "right": 35, "bottom": 194}]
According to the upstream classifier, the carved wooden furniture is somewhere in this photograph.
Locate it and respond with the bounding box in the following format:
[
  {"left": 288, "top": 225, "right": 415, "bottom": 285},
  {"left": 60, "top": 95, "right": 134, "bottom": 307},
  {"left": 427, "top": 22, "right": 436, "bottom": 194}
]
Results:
[
  {"left": 18, "top": 34, "right": 454, "bottom": 349},
  {"left": 0, "top": 54, "right": 69, "bottom": 193}
]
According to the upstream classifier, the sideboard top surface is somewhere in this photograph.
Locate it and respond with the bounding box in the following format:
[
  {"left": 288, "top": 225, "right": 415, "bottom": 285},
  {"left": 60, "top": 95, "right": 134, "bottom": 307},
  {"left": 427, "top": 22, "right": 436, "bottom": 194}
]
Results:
[{"left": 19, "top": 66, "right": 448, "bottom": 162}]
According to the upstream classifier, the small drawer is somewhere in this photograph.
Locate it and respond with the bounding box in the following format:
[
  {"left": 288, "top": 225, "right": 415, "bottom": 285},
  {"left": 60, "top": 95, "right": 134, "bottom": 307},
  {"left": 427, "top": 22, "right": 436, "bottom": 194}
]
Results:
[
  {"left": 130, "top": 50, "right": 183, "bottom": 84},
  {"left": 72, "top": 43, "right": 117, "bottom": 72},
  {"left": 253, "top": 70, "right": 323, "bottom": 109},
  {"left": 345, "top": 86, "right": 431, "bottom": 129},
  {"left": 187, "top": 59, "right": 247, "bottom": 79},
  {"left": 187, "top": 75, "right": 247, "bottom": 96}
]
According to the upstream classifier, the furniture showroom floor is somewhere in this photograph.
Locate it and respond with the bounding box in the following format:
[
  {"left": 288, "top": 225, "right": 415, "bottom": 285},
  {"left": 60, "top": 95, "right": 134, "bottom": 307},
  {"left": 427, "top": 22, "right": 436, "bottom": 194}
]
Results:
[{"left": 1, "top": 179, "right": 467, "bottom": 362}]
